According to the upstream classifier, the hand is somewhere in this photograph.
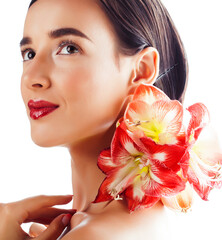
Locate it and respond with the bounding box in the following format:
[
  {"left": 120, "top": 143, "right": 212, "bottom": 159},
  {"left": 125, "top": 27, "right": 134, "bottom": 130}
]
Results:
[{"left": 0, "top": 195, "right": 76, "bottom": 240}]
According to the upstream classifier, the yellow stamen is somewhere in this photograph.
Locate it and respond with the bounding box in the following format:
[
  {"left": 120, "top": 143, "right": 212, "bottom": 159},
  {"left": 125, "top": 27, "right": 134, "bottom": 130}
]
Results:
[
  {"left": 136, "top": 120, "right": 165, "bottom": 143},
  {"left": 189, "top": 131, "right": 195, "bottom": 144}
]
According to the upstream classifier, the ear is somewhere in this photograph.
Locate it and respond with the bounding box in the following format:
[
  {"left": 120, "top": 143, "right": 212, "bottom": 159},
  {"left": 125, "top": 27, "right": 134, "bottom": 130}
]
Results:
[
  {"left": 116, "top": 47, "right": 159, "bottom": 121},
  {"left": 128, "top": 47, "right": 159, "bottom": 94}
]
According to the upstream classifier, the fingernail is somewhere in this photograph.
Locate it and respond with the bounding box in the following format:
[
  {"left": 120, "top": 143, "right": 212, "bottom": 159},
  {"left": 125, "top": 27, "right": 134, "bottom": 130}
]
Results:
[
  {"left": 68, "top": 209, "right": 77, "bottom": 214},
  {"left": 67, "top": 195, "right": 74, "bottom": 198},
  {"left": 62, "top": 214, "right": 72, "bottom": 226}
]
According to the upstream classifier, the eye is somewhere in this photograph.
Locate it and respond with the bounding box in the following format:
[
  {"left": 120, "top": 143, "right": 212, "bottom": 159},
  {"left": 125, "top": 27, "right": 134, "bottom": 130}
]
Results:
[
  {"left": 21, "top": 49, "right": 36, "bottom": 62},
  {"left": 57, "top": 40, "right": 80, "bottom": 55}
]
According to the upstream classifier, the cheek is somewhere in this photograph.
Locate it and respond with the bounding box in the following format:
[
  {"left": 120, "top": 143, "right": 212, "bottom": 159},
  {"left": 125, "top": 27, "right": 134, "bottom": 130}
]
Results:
[
  {"left": 54, "top": 60, "right": 127, "bottom": 133},
  {"left": 20, "top": 75, "right": 25, "bottom": 98},
  {"left": 20, "top": 76, "right": 28, "bottom": 108},
  {"left": 56, "top": 56, "right": 124, "bottom": 106}
]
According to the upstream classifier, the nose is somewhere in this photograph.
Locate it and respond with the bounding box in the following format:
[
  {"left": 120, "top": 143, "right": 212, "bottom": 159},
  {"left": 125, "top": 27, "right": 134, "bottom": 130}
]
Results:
[{"left": 21, "top": 56, "right": 52, "bottom": 91}]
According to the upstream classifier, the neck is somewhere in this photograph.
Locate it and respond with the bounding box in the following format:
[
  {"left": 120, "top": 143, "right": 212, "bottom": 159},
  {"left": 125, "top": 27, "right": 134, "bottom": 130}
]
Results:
[
  {"left": 67, "top": 96, "right": 131, "bottom": 213},
  {"left": 68, "top": 122, "right": 116, "bottom": 213}
]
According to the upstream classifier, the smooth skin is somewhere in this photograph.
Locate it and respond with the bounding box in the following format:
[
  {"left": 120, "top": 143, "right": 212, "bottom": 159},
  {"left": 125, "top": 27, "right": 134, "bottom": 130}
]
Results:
[{"left": 1, "top": 0, "right": 172, "bottom": 239}]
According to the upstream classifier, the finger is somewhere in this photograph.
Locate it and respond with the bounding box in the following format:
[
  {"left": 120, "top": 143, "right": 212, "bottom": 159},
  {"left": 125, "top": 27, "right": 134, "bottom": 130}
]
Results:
[
  {"left": 14, "top": 195, "right": 74, "bottom": 223},
  {"left": 35, "top": 214, "right": 72, "bottom": 240},
  {"left": 29, "top": 223, "right": 46, "bottom": 237},
  {"left": 23, "top": 207, "right": 76, "bottom": 224},
  {"left": 17, "top": 195, "right": 74, "bottom": 210}
]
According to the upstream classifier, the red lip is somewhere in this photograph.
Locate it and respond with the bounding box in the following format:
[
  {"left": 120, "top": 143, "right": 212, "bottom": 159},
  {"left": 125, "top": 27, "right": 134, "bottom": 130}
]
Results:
[{"left": 28, "top": 100, "right": 59, "bottom": 120}]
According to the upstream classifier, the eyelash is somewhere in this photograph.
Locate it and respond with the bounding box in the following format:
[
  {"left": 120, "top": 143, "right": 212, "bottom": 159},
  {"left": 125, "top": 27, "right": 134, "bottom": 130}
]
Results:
[
  {"left": 21, "top": 48, "right": 34, "bottom": 62},
  {"left": 57, "top": 39, "right": 81, "bottom": 55},
  {"left": 21, "top": 39, "right": 81, "bottom": 62}
]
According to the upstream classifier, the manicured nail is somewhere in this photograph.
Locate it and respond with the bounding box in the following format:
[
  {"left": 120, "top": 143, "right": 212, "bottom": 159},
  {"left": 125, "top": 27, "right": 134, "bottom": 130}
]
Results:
[
  {"left": 66, "top": 195, "right": 74, "bottom": 198},
  {"left": 68, "top": 209, "right": 77, "bottom": 214},
  {"left": 62, "top": 214, "right": 72, "bottom": 226}
]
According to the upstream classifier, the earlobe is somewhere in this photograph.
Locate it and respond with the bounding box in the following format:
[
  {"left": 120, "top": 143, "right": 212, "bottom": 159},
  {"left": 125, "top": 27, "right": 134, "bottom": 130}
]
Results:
[{"left": 131, "top": 47, "right": 160, "bottom": 86}]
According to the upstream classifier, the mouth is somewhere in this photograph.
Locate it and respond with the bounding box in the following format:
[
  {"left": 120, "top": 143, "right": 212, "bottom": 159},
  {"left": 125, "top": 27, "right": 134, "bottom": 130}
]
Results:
[{"left": 28, "top": 100, "right": 59, "bottom": 120}]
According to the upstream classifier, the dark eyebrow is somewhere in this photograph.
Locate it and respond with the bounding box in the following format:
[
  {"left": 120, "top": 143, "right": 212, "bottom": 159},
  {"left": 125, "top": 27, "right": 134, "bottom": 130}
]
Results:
[
  {"left": 49, "top": 28, "right": 92, "bottom": 41},
  {"left": 20, "top": 37, "right": 32, "bottom": 47},
  {"left": 20, "top": 27, "right": 92, "bottom": 47}
]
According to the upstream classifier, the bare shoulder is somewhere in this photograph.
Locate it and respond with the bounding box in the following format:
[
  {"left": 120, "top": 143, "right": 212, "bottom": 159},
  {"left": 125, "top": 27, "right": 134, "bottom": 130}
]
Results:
[{"left": 61, "top": 201, "right": 173, "bottom": 240}]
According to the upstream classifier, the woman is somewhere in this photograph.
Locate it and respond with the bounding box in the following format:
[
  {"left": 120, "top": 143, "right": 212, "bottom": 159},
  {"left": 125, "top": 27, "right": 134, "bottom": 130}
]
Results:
[{"left": 0, "top": 0, "right": 188, "bottom": 239}]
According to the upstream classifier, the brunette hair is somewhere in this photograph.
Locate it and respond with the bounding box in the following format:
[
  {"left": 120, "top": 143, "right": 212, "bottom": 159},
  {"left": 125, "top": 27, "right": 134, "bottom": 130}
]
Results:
[{"left": 29, "top": 0, "right": 188, "bottom": 103}]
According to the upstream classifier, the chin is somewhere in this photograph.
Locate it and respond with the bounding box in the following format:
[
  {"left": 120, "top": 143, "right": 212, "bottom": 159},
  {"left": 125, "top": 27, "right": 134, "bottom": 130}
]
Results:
[
  {"left": 31, "top": 135, "right": 58, "bottom": 148},
  {"left": 31, "top": 129, "right": 64, "bottom": 148},
  {"left": 30, "top": 126, "right": 83, "bottom": 148}
]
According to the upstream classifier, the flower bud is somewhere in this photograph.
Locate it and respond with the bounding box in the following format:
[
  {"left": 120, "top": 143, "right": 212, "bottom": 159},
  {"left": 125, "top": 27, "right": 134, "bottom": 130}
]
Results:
[{"left": 161, "top": 182, "right": 193, "bottom": 213}]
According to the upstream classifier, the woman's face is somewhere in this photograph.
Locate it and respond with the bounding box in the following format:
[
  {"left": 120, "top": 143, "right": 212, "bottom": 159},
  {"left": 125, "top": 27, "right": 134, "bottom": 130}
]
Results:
[{"left": 20, "top": 0, "right": 135, "bottom": 147}]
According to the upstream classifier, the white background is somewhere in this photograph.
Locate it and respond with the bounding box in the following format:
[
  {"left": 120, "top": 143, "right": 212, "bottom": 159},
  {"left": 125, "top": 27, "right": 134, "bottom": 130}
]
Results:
[{"left": 0, "top": 0, "right": 221, "bottom": 238}]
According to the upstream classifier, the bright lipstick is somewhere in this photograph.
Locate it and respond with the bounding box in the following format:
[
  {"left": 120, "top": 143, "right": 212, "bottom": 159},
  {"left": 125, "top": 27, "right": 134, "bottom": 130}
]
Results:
[{"left": 28, "top": 100, "right": 59, "bottom": 120}]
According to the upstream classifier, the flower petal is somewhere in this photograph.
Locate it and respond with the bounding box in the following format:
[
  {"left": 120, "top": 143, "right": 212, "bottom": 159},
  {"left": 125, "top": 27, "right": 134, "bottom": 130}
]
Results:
[
  {"left": 107, "top": 161, "right": 140, "bottom": 198},
  {"left": 119, "top": 120, "right": 147, "bottom": 149},
  {"left": 97, "top": 148, "right": 119, "bottom": 174},
  {"left": 187, "top": 103, "right": 210, "bottom": 140},
  {"left": 185, "top": 125, "right": 222, "bottom": 200},
  {"left": 187, "top": 167, "right": 212, "bottom": 201},
  {"left": 187, "top": 149, "right": 222, "bottom": 200},
  {"left": 178, "top": 150, "right": 190, "bottom": 178},
  {"left": 193, "top": 125, "right": 222, "bottom": 166},
  {"left": 133, "top": 84, "right": 170, "bottom": 104},
  {"left": 140, "top": 136, "right": 186, "bottom": 172},
  {"left": 124, "top": 100, "right": 152, "bottom": 131},
  {"left": 124, "top": 100, "right": 183, "bottom": 144},
  {"left": 111, "top": 125, "right": 144, "bottom": 165},
  {"left": 161, "top": 182, "right": 193, "bottom": 213},
  {"left": 92, "top": 173, "right": 118, "bottom": 203},
  {"left": 93, "top": 160, "right": 139, "bottom": 203},
  {"left": 142, "top": 162, "right": 185, "bottom": 197},
  {"left": 124, "top": 186, "right": 159, "bottom": 212},
  {"left": 152, "top": 100, "right": 183, "bottom": 142}
]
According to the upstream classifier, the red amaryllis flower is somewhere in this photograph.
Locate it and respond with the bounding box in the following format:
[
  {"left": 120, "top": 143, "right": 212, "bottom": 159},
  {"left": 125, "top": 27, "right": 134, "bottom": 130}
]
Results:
[
  {"left": 93, "top": 83, "right": 222, "bottom": 213},
  {"left": 182, "top": 103, "right": 222, "bottom": 200},
  {"left": 124, "top": 84, "right": 185, "bottom": 145},
  {"left": 93, "top": 124, "right": 186, "bottom": 212}
]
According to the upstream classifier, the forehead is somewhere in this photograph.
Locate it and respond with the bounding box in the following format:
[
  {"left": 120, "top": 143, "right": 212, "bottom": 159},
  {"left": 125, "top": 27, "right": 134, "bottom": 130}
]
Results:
[{"left": 24, "top": 0, "right": 117, "bottom": 44}]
